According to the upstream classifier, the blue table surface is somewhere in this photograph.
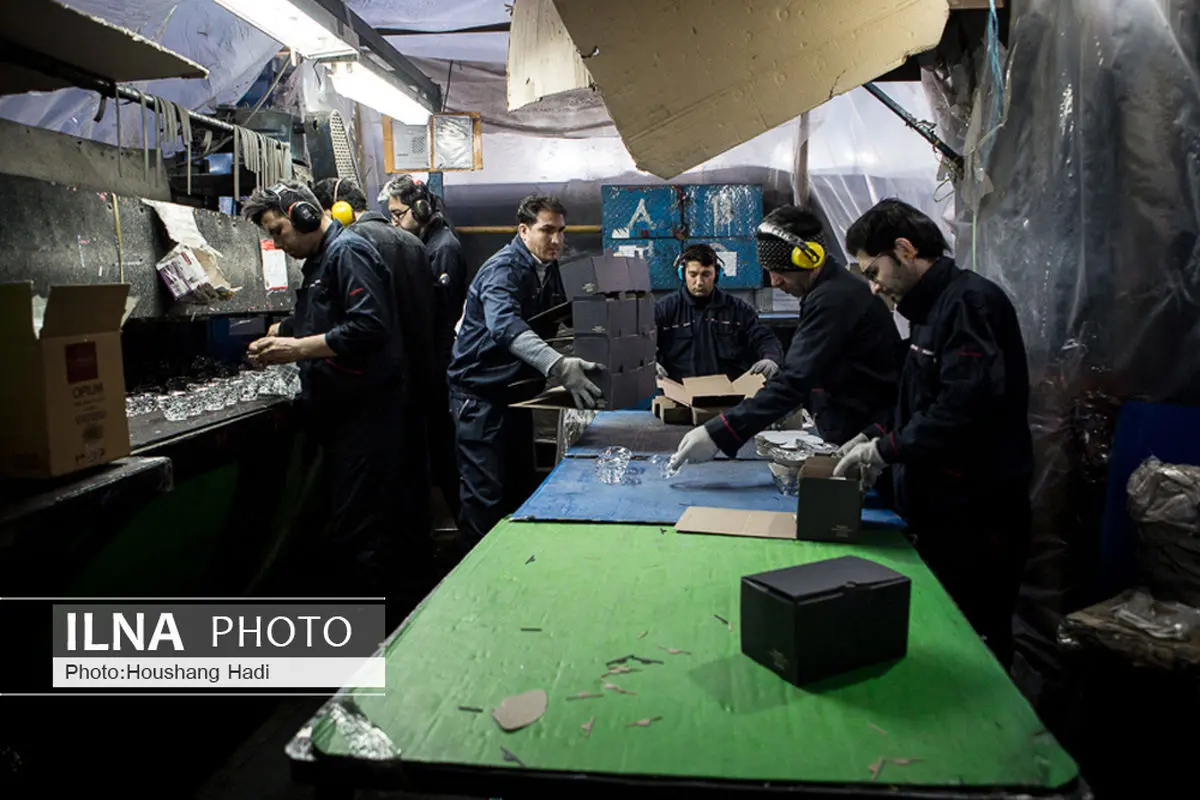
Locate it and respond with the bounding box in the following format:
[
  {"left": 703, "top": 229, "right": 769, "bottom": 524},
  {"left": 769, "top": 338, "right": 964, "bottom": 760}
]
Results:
[
  {"left": 566, "top": 410, "right": 762, "bottom": 459},
  {"left": 514, "top": 456, "right": 905, "bottom": 529}
]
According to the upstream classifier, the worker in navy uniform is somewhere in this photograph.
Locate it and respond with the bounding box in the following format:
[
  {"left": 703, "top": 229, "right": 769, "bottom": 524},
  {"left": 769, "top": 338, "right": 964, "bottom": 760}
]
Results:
[
  {"left": 379, "top": 175, "right": 465, "bottom": 519},
  {"left": 313, "top": 177, "right": 438, "bottom": 598},
  {"left": 654, "top": 243, "right": 783, "bottom": 382},
  {"left": 668, "top": 206, "right": 901, "bottom": 470},
  {"left": 244, "top": 181, "right": 405, "bottom": 600},
  {"left": 834, "top": 198, "right": 1033, "bottom": 668},
  {"left": 448, "top": 195, "right": 603, "bottom": 549}
]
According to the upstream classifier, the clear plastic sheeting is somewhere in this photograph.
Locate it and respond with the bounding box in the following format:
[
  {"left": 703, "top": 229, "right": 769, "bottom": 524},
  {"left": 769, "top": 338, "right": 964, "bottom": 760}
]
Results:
[
  {"left": 432, "top": 114, "right": 474, "bottom": 170},
  {"left": 1110, "top": 590, "right": 1200, "bottom": 642},
  {"left": 0, "top": 0, "right": 280, "bottom": 150},
  {"left": 946, "top": 0, "right": 1200, "bottom": 688},
  {"left": 1058, "top": 589, "right": 1200, "bottom": 672},
  {"left": 1128, "top": 457, "right": 1200, "bottom": 608}
]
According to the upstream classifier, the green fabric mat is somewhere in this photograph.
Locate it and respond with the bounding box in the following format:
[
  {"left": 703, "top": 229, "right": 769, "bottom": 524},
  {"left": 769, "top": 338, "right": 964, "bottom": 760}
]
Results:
[{"left": 313, "top": 520, "right": 1077, "bottom": 789}]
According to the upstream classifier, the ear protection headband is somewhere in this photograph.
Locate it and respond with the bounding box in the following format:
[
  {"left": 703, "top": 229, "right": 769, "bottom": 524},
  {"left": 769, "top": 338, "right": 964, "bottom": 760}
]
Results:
[
  {"left": 330, "top": 177, "right": 355, "bottom": 226},
  {"left": 267, "top": 183, "right": 322, "bottom": 234},
  {"left": 674, "top": 246, "right": 727, "bottom": 282},
  {"left": 756, "top": 220, "right": 827, "bottom": 270},
  {"left": 408, "top": 179, "right": 434, "bottom": 225}
]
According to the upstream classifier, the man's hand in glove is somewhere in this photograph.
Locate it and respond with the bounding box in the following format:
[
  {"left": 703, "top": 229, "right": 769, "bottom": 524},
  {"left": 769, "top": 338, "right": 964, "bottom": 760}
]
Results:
[
  {"left": 668, "top": 426, "right": 719, "bottom": 472},
  {"left": 836, "top": 433, "right": 870, "bottom": 459},
  {"left": 655, "top": 361, "right": 668, "bottom": 379},
  {"left": 551, "top": 357, "right": 605, "bottom": 409},
  {"left": 749, "top": 359, "right": 780, "bottom": 379},
  {"left": 833, "top": 439, "right": 886, "bottom": 485}
]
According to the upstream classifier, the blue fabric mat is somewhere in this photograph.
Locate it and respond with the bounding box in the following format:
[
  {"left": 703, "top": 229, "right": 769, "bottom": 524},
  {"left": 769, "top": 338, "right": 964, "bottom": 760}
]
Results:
[
  {"left": 566, "top": 410, "right": 762, "bottom": 460},
  {"left": 514, "top": 456, "right": 906, "bottom": 529}
]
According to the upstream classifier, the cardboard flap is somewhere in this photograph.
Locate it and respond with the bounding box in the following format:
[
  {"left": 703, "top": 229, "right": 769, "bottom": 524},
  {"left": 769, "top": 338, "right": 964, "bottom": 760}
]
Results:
[
  {"left": 676, "top": 506, "right": 796, "bottom": 540},
  {"left": 510, "top": 387, "right": 577, "bottom": 410},
  {"left": 41, "top": 284, "right": 131, "bottom": 338},
  {"left": 731, "top": 371, "right": 766, "bottom": 397},
  {"left": 0, "top": 282, "right": 36, "bottom": 343}
]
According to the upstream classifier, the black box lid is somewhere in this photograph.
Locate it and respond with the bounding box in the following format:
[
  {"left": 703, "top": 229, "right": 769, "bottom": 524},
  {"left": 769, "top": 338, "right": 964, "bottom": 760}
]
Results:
[{"left": 746, "top": 556, "right": 907, "bottom": 602}]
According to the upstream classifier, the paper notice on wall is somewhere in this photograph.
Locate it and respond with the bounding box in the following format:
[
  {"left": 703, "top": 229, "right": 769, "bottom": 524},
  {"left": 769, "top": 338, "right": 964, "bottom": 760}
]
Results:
[
  {"left": 715, "top": 249, "right": 737, "bottom": 278},
  {"left": 261, "top": 240, "right": 289, "bottom": 292}
]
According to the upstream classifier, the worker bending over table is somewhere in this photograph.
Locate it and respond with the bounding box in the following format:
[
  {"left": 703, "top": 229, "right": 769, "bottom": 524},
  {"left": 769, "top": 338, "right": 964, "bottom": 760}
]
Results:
[
  {"left": 448, "top": 195, "right": 604, "bottom": 551},
  {"left": 242, "top": 181, "right": 406, "bottom": 600},
  {"left": 669, "top": 206, "right": 901, "bottom": 472},
  {"left": 655, "top": 243, "right": 783, "bottom": 381},
  {"left": 834, "top": 198, "right": 1033, "bottom": 668}
]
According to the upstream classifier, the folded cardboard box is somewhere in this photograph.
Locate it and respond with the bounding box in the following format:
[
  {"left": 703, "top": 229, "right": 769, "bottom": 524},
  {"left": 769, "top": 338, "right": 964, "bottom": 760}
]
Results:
[
  {"left": 572, "top": 295, "right": 639, "bottom": 337},
  {"left": 741, "top": 555, "right": 911, "bottom": 686},
  {"left": 636, "top": 292, "right": 655, "bottom": 335},
  {"left": 561, "top": 253, "right": 651, "bottom": 298},
  {"left": 0, "top": 282, "right": 132, "bottom": 478},
  {"left": 675, "top": 457, "right": 863, "bottom": 543},
  {"left": 652, "top": 395, "right": 691, "bottom": 425}
]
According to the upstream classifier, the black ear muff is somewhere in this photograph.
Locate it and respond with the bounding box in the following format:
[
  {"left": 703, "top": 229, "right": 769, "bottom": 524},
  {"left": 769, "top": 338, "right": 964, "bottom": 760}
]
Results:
[
  {"left": 289, "top": 200, "right": 322, "bottom": 233},
  {"left": 411, "top": 190, "right": 434, "bottom": 225}
]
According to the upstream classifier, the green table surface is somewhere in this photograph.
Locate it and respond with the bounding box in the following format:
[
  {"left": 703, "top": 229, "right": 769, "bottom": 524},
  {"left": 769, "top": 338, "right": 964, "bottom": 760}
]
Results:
[{"left": 310, "top": 520, "right": 1078, "bottom": 792}]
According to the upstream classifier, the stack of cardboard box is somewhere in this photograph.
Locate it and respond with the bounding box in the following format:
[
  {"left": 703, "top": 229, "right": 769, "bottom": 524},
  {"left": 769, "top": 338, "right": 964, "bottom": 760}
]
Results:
[{"left": 561, "top": 254, "right": 657, "bottom": 409}]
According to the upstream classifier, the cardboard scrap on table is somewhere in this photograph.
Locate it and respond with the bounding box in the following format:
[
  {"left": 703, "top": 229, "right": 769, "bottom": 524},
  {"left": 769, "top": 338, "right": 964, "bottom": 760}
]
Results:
[
  {"left": 492, "top": 689, "right": 548, "bottom": 731},
  {"left": 675, "top": 506, "right": 797, "bottom": 540}
]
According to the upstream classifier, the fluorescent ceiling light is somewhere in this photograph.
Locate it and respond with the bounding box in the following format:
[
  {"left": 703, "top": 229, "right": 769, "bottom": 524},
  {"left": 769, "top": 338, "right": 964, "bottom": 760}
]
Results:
[
  {"left": 212, "top": 0, "right": 357, "bottom": 59},
  {"left": 327, "top": 60, "right": 431, "bottom": 126}
]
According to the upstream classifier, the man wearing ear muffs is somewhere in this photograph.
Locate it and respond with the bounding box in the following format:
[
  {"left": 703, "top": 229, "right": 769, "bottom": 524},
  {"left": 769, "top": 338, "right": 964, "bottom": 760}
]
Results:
[
  {"left": 668, "top": 206, "right": 901, "bottom": 471},
  {"left": 655, "top": 243, "right": 782, "bottom": 382},
  {"left": 243, "top": 181, "right": 406, "bottom": 601}
]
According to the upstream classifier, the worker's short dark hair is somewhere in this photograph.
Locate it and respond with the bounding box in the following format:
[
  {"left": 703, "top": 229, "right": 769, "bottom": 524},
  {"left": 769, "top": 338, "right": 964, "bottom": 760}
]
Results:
[
  {"left": 241, "top": 180, "right": 320, "bottom": 226},
  {"left": 516, "top": 194, "right": 567, "bottom": 226},
  {"left": 845, "top": 198, "right": 948, "bottom": 260},
  {"left": 762, "top": 205, "right": 825, "bottom": 241},
  {"left": 312, "top": 177, "right": 368, "bottom": 213},
  {"left": 680, "top": 243, "right": 719, "bottom": 268}
]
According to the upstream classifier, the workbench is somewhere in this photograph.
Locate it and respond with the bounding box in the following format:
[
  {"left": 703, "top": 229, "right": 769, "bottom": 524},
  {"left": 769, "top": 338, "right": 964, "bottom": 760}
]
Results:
[{"left": 287, "top": 519, "right": 1082, "bottom": 798}]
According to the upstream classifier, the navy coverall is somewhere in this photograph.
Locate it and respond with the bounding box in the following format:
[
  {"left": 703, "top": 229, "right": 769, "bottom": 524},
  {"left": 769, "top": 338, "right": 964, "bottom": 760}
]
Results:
[
  {"left": 422, "top": 214, "right": 469, "bottom": 517},
  {"left": 655, "top": 286, "right": 782, "bottom": 381},
  {"left": 447, "top": 235, "right": 565, "bottom": 545},
  {"left": 877, "top": 256, "right": 1033, "bottom": 665},
  {"left": 346, "top": 211, "right": 437, "bottom": 579},
  {"left": 276, "top": 221, "right": 406, "bottom": 598},
  {"left": 706, "top": 260, "right": 901, "bottom": 451}
]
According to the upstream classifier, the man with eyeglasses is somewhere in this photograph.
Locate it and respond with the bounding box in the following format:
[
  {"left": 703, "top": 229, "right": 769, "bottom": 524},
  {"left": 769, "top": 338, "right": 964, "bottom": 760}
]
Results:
[
  {"left": 668, "top": 206, "right": 900, "bottom": 471},
  {"left": 834, "top": 197, "right": 1033, "bottom": 668}
]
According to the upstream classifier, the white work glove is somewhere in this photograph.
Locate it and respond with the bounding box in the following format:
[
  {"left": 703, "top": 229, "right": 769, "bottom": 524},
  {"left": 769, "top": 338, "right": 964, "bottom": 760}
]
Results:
[
  {"left": 836, "top": 433, "right": 870, "bottom": 459},
  {"left": 655, "top": 361, "right": 669, "bottom": 379},
  {"left": 551, "top": 357, "right": 604, "bottom": 410},
  {"left": 668, "top": 426, "right": 719, "bottom": 472},
  {"left": 833, "top": 439, "right": 886, "bottom": 486},
  {"left": 749, "top": 359, "right": 780, "bottom": 379}
]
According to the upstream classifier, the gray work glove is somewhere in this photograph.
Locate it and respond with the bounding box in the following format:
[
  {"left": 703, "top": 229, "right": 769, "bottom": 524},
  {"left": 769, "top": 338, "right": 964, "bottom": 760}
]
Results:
[
  {"left": 833, "top": 439, "right": 886, "bottom": 486},
  {"left": 551, "top": 357, "right": 604, "bottom": 410},
  {"left": 749, "top": 358, "right": 780, "bottom": 379},
  {"left": 668, "top": 425, "right": 719, "bottom": 472},
  {"left": 655, "top": 361, "right": 669, "bottom": 379},
  {"left": 836, "top": 433, "right": 870, "bottom": 459}
]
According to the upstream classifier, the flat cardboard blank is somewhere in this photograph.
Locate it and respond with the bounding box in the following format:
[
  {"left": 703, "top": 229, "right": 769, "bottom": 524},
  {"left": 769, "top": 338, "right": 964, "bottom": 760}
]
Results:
[
  {"left": 675, "top": 507, "right": 796, "bottom": 540},
  {"left": 492, "top": 689, "right": 549, "bottom": 731}
]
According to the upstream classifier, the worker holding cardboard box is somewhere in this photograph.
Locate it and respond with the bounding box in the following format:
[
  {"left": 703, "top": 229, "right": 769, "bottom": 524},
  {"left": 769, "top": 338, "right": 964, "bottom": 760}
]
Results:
[
  {"left": 667, "top": 207, "right": 900, "bottom": 470},
  {"left": 242, "top": 182, "right": 407, "bottom": 601},
  {"left": 834, "top": 198, "right": 1034, "bottom": 667},
  {"left": 448, "top": 195, "right": 604, "bottom": 549},
  {"left": 654, "top": 243, "right": 782, "bottom": 382}
]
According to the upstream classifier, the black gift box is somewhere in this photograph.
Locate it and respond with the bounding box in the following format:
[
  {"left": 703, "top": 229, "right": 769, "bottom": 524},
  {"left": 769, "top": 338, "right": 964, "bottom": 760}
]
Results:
[
  {"left": 740, "top": 555, "right": 910, "bottom": 686},
  {"left": 573, "top": 296, "right": 639, "bottom": 337},
  {"left": 561, "top": 254, "right": 651, "bottom": 298},
  {"left": 575, "top": 333, "right": 656, "bottom": 374}
]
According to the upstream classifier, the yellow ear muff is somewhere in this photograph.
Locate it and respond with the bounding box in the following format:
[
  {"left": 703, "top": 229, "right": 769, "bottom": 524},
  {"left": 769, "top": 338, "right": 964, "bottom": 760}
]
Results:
[
  {"left": 791, "top": 241, "right": 826, "bottom": 270},
  {"left": 331, "top": 200, "right": 354, "bottom": 226}
]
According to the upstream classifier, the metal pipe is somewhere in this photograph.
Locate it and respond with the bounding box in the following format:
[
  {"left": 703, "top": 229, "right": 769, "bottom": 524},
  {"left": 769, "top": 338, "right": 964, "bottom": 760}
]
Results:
[
  {"left": 862, "top": 82, "right": 964, "bottom": 173},
  {"left": 456, "top": 225, "right": 603, "bottom": 235}
]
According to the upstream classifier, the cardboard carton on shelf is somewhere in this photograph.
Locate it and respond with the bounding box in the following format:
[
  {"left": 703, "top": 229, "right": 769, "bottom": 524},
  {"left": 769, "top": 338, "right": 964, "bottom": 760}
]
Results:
[
  {"left": 740, "top": 555, "right": 911, "bottom": 686},
  {"left": 0, "top": 282, "right": 132, "bottom": 479}
]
